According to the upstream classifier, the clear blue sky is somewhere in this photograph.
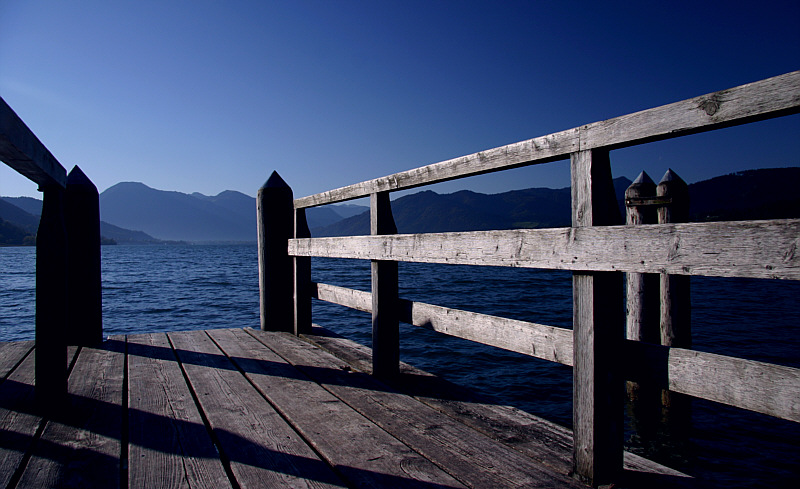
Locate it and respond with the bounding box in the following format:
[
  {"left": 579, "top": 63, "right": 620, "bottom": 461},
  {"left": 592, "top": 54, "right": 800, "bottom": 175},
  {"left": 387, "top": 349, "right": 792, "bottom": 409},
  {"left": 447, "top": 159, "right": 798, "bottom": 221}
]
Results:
[{"left": 1, "top": 0, "right": 798, "bottom": 200}]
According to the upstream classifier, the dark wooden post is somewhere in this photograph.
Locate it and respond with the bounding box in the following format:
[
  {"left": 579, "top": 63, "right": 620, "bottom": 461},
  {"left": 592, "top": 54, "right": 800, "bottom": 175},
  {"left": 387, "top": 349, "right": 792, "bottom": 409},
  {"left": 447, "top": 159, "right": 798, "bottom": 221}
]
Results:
[
  {"left": 657, "top": 169, "right": 691, "bottom": 350},
  {"left": 570, "top": 149, "right": 624, "bottom": 486},
  {"left": 657, "top": 169, "right": 691, "bottom": 411},
  {"left": 35, "top": 184, "right": 69, "bottom": 408},
  {"left": 371, "top": 191, "right": 399, "bottom": 379},
  {"left": 257, "top": 171, "right": 293, "bottom": 332},
  {"left": 293, "top": 207, "right": 312, "bottom": 335},
  {"left": 625, "top": 171, "right": 660, "bottom": 345},
  {"left": 65, "top": 166, "right": 102, "bottom": 346}
]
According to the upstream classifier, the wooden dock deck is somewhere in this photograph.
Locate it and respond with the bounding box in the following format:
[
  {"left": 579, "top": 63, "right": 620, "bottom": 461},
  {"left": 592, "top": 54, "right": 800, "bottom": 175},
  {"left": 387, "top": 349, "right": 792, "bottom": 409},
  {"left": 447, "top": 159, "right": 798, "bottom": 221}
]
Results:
[{"left": 0, "top": 326, "right": 690, "bottom": 488}]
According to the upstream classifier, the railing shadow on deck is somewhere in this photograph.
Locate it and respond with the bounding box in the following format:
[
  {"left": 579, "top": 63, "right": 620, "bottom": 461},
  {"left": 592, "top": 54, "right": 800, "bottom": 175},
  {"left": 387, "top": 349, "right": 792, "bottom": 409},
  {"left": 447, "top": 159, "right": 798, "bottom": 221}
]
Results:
[{"left": 256, "top": 71, "right": 800, "bottom": 486}]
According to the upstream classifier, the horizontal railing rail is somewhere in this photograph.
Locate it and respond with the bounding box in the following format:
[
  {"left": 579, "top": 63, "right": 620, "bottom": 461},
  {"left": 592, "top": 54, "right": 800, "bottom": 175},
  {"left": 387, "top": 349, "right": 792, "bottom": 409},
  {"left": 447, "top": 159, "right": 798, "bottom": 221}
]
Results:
[
  {"left": 256, "top": 70, "right": 800, "bottom": 486},
  {"left": 290, "top": 218, "right": 800, "bottom": 280},
  {"left": 294, "top": 71, "right": 800, "bottom": 209},
  {"left": 310, "top": 281, "right": 800, "bottom": 423}
]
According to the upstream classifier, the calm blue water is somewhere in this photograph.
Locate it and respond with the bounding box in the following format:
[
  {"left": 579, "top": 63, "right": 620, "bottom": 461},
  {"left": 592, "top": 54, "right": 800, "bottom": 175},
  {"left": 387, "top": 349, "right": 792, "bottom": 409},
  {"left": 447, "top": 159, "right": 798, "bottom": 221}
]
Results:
[{"left": 1, "top": 244, "right": 798, "bottom": 487}]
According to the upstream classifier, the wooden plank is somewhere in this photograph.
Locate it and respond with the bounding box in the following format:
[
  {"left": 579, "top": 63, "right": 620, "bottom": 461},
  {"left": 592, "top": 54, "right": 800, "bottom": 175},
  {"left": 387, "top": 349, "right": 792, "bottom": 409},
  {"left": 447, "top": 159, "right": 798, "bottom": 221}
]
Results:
[
  {"left": 313, "top": 282, "right": 372, "bottom": 312},
  {"left": 570, "top": 149, "right": 625, "bottom": 486},
  {"left": 624, "top": 341, "right": 800, "bottom": 422},
  {"left": 167, "top": 330, "right": 345, "bottom": 489},
  {"left": 247, "top": 329, "right": 585, "bottom": 489},
  {"left": 314, "top": 282, "right": 574, "bottom": 366},
  {"left": 294, "top": 129, "right": 579, "bottom": 208},
  {"left": 580, "top": 70, "right": 800, "bottom": 151},
  {"left": 127, "top": 333, "right": 231, "bottom": 489},
  {"left": 19, "top": 340, "right": 125, "bottom": 488},
  {"left": 0, "top": 96, "right": 67, "bottom": 188},
  {"left": 208, "top": 328, "right": 466, "bottom": 489},
  {"left": 294, "top": 71, "right": 800, "bottom": 208},
  {"left": 0, "top": 341, "right": 33, "bottom": 382},
  {"left": 301, "top": 327, "right": 693, "bottom": 486},
  {"left": 0, "top": 347, "right": 43, "bottom": 488},
  {"left": 289, "top": 218, "right": 800, "bottom": 280}
]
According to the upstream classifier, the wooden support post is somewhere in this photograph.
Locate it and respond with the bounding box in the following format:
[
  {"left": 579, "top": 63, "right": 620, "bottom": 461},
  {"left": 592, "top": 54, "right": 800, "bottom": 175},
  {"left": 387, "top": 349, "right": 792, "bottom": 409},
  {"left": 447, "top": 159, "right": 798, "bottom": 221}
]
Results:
[
  {"left": 293, "top": 207, "right": 312, "bottom": 335},
  {"left": 657, "top": 169, "right": 691, "bottom": 411},
  {"left": 625, "top": 171, "right": 660, "bottom": 344},
  {"left": 35, "top": 184, "right": 68, "bottom": 408},
  {"left": 370, "top": 191, "right": 399, "bottom": 379},
  {"left": 257, "top": 171, "right": 294, "bottom": 332},
  {"left": 570, "top": 149, "right": 624, "bottom": 486},
  {"left": 65, "top": 166, "right": 102, "bottom": 346}
]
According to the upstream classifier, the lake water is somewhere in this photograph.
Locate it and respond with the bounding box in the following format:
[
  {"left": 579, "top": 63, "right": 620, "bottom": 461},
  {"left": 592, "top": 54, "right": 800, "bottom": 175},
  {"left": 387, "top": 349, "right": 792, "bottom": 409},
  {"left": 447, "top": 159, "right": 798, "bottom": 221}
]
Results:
[{"left": 1, "top": 244, "right": 798, "bottom": 487}]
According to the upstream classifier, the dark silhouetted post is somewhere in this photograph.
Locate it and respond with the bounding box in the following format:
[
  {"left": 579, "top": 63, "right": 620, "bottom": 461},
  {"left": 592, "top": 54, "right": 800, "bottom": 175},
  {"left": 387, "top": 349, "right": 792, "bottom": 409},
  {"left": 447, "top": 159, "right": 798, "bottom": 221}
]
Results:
[
  {"left": 65, "top": 166, "right": 102, "bottom": 346},
  {"left": 257, "top": 171, "right": 293, "bottom": 332},
  {"left": 36, "top": 184, "right": 68, "bottom": 408},
  {"left": 293, "top": 207, "right": 312, "bottom": 335},
  {"left": 371, "top": 191, "right": 399, "bottom": 379},
  {"left": 570, "top": 149, "right": 625, "bottom": 486}
]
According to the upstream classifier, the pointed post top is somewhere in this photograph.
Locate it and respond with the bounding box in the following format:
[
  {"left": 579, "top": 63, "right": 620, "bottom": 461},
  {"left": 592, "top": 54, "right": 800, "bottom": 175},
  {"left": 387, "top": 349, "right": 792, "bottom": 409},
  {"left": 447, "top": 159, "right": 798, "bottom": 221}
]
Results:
[
  {"left": 658, "top": 168, "right": 685, "bottom": 185},
  {"left": 632, "top": 171, "right": 654, "bottom": 186},
  {"left": 262, "top": 171, "right": 289, "bottom": 190},
  {"left": 66, "top": 165, "right": 98, "bottom": 193}
]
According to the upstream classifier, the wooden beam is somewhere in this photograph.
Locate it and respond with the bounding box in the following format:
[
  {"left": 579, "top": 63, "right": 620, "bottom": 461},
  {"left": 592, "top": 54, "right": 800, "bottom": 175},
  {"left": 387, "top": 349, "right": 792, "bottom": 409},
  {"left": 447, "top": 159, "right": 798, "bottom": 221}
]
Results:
[
  {"left": 624, "top": 341, "right": 800, "bottom": 423},
  {"left": 289, "top": 218, "right": 800, "bottom": 280},
  {"left": 370, "top": 191, "right": 399, "bottom": 378},
  {"left": 294, "top": 71, "right": 800, "bottom": 208},
  {"left": 257, "top": 172, "right": 294, "bottom": 332},
  {"left": 570, "top": 149, "right": 625, "bottom": 485},
  {"left": 312, "top": 282, "right": 574, "bottom": 366},
  {"left": 0, "top": 97, "right": 67, "bottom": 188}
]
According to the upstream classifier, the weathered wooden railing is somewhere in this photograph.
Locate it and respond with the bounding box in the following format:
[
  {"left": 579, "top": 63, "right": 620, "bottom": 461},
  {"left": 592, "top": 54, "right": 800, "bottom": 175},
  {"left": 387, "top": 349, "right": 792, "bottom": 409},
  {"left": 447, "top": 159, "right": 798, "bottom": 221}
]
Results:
[
  {"left": 1, "top": 96, "right": 102, "bottom": 408},
  {"left": 257, "top": 71, "right": 800, "bottom": 486}
]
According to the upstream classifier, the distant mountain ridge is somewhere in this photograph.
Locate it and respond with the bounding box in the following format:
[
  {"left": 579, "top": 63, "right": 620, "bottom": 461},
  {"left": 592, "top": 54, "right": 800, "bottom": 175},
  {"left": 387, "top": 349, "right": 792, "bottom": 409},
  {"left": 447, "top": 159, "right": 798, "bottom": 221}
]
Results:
[
  {"left": 98, "top": 183, "right": 368, "bottom": 242},
  {"left": 2, "top": 168, "right": 798, "bottom": 245}
]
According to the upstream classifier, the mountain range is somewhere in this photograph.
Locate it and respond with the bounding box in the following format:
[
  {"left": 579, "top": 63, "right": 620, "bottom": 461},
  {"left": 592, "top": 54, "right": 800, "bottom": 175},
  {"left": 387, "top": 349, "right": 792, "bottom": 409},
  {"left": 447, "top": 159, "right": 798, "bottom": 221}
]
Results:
[{"left": 1, "top": 167, "right": 798, "bottom": 245}]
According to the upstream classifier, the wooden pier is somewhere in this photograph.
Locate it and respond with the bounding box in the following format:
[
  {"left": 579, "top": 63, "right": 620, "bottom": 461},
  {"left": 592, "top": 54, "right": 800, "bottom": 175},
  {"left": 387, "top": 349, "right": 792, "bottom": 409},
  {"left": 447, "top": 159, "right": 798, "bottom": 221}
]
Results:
[
  {"left": 3, "top": 73, "right": 800, "bottom": 487},
  {"left": 0, "top": 327, "right": 690, "bottom": 488}
]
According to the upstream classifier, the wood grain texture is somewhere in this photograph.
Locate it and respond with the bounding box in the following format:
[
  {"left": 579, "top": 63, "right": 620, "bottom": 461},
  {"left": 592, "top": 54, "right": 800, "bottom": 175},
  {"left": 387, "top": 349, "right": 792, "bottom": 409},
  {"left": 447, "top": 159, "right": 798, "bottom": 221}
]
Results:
[
  {"left": 248, "top": 329, "right": 585, "bottom": 489},
  {"left": 210, "top": 328, "right": 465, "bottom": 489},
  {"left": 294, "top": 208, "right": 312, "bottom": 335},
  {"left": 0, "top": 96, "right": 67, "bottom": 187},
  {"left": 0, "top": 349, "right": 44, "bottom": 488},
  {"left": 0, "top": 341, "right": 33, "bottom": 382},
  {"left": 128, "top": 333, "right": 232, "bottom": 489},
  {"left": 624, "top": 341, "right": 800, "bottom": 422},
  {"left": 20, "top": 342, "right": 125, "bottom": 488},
  {"left": 294, "top": 71, "right": 799, "bottom": 208},
  {"left": 294, "top": 129, "right": 579, "bottom": 208},
  {"left": 301, "top": 327, "right": 693, "bottom": 486},
  {"left": 313, "top": 282, "right": 574, "bottom": 366},
  {"left": 570, "top": 149, "right": 625, "bottom": 486},
  {"left": 168, "top": 330, "right": 344, "bottom": 489},
  {"left": 289, "top": 218, "right": 800, "bottom": 280}
]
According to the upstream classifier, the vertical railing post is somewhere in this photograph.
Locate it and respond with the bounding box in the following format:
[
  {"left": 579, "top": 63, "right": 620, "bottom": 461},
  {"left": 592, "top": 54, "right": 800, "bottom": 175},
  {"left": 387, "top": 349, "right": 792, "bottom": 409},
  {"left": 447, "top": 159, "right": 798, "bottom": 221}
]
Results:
[
  {"left": 293, "top": 207, "right": 312, "bottom": 335},
  {"left": 257, "top": 171, "right": 294, "bottom": 332},
  {"left": 370, "top": 191, "right": 399, "bottom": 378},
  {"left": 35, "top": 184, "right": 68, "bottom": 408},
  {"left": 570, "top": 149, "right": 624, "bottom": 486},
  {"left": 65, "top": 166, "right": 102, "bottom": 346}
]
